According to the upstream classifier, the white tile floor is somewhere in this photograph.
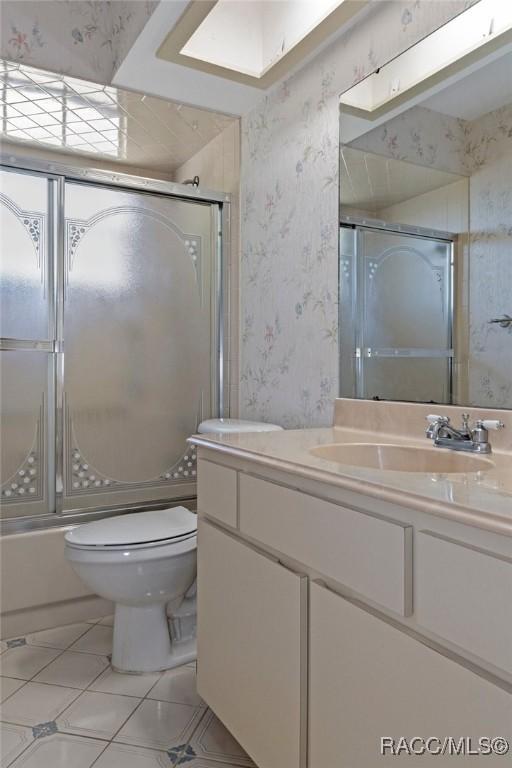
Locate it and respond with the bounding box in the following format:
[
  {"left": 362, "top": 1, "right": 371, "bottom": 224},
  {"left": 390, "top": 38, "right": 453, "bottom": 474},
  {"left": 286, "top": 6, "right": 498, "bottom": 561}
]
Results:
[{"left": 0, "top": 617, "right": 255, "bottom": 768}]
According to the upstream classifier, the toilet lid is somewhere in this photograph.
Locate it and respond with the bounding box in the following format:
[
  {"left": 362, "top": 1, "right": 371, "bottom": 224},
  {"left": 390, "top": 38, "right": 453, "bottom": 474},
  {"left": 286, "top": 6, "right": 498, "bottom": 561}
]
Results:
[
  {"left": 198, "top": 418, "right": 283, "bottom": 435},
  {"left": 65, "top": 507, "right": 197, "bottom": 548}
]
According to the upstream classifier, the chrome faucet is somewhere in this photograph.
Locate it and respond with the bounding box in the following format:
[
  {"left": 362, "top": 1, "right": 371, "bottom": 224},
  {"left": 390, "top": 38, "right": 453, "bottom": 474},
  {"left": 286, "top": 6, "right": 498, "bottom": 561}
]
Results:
[{"left": 425, "top": 413, "right": 504, "bottom": 454}]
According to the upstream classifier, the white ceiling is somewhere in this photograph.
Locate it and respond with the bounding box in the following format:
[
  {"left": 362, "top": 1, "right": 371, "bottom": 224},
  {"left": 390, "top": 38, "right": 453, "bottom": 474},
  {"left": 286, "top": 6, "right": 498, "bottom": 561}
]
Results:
[
  {"left": 422, "top": 49, "right": 512, "bottom": 121},
  {"left": 113, "top": 1, "right": 261, "bottom": 116}
]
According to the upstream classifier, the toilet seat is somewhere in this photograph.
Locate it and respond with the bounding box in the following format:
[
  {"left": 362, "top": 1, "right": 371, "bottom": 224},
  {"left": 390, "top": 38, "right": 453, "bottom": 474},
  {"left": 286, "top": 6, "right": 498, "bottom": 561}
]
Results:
[{"left": 64, "top": 507, "right": 197, "bottom": 551}]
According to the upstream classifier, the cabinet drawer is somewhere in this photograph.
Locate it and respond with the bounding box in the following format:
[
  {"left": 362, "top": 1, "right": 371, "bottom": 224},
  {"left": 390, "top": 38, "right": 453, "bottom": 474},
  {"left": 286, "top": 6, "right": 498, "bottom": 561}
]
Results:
[
  {"left": 417, "top": 531, "right": 512, "bottom": 675},
  {"left": 239, "top": 474, "right": 412, "bottom": 616},
  {"left": 197, "top": 459, "right": 237, "bottom": 527}
]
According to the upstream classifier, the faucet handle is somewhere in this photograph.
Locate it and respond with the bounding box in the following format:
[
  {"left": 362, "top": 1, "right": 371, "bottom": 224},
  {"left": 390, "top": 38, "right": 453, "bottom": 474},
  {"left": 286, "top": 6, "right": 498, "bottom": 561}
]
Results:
[
  {"left": 471, "top": 419, "right": 504, "bottom": 447},
  {"left": 426, "top": 414, "right": 449, "bottom": 424},
  {"left": 425, "top": 414, "right": 449, "bottom": 439},
  {"left": 478, "top": 419, "right": 505, "bottom": 431}
]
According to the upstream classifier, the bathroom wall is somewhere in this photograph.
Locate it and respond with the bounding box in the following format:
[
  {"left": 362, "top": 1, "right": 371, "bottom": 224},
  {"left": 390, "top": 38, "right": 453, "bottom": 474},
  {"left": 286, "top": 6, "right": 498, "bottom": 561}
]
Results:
[
  {"left": 349, "top": 105, "right": 467, "bottom": 175},
  {"left": 378, "top": 179, "right": 468, "bottom": 233},
  {"left": 467, "top": 104, "right": 512, "bottom": 407},
  {"left": 174, "top": 121, "right": 242, "bottom": 417},
  {"left": 0, "top": 0, "right": 156, "bottom": 84},
  {"left": 0, "top": 529, "right": 112, "bottom": 639},
  {"left": 240, "top": 0, "right": 474, "bottom": 428}
]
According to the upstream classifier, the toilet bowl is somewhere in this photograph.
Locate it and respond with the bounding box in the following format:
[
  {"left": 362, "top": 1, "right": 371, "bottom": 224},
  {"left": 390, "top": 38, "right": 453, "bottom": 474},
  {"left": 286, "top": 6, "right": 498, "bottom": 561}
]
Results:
[
  {"left": 64, "top": 507, "right": 197, "bottom": 673},
  {"left": 65, "top": 420, "right": 282, "bottom": 674}
]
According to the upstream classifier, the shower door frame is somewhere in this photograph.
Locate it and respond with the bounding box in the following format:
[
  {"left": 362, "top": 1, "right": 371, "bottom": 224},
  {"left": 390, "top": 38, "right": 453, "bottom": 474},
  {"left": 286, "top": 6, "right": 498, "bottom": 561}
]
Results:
[
  {"left": 1, "top": 151, "right": 230, "bottom": 533},
  {"left": 339, "top": 216, "right": 455, "bottom": 404}
]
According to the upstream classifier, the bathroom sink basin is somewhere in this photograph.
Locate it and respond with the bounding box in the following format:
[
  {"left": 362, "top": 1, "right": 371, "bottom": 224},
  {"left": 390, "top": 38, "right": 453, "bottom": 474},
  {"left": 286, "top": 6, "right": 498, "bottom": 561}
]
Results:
[{"left": 310, "top": 443, "right": 495, "bottom": 473}]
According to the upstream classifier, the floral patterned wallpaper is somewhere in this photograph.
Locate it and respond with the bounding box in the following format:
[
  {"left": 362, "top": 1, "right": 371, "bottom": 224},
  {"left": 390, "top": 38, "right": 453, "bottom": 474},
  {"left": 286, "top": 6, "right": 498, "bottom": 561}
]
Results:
[
  {"left": 240, "top": 0, "right": 474, "bottom": 428},
  {"left": 0, "top": 0, "right": 157, "bottom": 85},
  {"left": 350, "top": 105, "right": 468, "bottom": 176}
]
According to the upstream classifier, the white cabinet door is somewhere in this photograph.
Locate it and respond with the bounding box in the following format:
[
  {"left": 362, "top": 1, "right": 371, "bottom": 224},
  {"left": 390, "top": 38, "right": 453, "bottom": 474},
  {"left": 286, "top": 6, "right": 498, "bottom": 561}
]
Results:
[
  {"left": 197, "top": 519, "right": 307, "bottom": 768},
  {"left": 310, "top": 581, "right": 512, "bottom": 767}
]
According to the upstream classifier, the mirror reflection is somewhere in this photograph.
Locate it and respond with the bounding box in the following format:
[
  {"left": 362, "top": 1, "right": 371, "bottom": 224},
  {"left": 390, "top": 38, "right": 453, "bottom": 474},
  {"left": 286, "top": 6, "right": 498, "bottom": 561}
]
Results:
[{"left": 339, "top": 45, "right": 512, "bottom": 409}]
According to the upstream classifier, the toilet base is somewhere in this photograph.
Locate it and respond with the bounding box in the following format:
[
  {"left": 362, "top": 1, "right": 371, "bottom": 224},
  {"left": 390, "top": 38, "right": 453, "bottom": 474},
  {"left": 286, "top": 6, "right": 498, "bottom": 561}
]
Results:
[{"left": 112, "top": 602, "right": 196, "bottom": 673}]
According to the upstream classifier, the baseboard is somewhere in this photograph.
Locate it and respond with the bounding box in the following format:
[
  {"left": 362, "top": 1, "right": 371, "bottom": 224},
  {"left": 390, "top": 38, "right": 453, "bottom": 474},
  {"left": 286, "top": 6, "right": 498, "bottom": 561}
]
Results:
[{"left": 1, "top": 595, "right": 114, "bottom": 639}]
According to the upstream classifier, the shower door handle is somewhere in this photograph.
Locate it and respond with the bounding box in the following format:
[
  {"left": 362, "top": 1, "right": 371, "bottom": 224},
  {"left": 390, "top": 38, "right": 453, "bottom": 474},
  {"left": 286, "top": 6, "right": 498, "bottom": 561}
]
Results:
[
  {"left": 55, "top": 350, "right": 65, "bottom": 506},
  {"left": 361, "top": 347, "right": 454, "bottom": 358},
  {"left": 0, "top": 338, "right": 55, "bottom": 352}
]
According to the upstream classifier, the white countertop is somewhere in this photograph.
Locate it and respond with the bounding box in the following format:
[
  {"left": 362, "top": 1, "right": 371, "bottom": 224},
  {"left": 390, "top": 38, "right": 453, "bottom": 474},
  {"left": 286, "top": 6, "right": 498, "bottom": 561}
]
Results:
[{"left": 190, "top": 406, "right": 512, "bottom": 538}]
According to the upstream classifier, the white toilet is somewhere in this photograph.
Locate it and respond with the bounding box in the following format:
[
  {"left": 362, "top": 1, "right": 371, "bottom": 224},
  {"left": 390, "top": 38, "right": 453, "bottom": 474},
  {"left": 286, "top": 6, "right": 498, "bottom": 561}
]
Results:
[
  {"left": 64, "top": 507, "right": 198, "bottom": 673},
  {"left": 65, "top": 418, "right": 282, "bottom": 674}
]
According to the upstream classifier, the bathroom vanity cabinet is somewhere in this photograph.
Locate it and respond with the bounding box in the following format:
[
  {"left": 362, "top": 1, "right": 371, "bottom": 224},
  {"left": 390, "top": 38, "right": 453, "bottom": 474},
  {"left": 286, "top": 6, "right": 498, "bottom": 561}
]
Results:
[
  {"left": 198, "top": 520, "right": 306, "bottom": 768},
  {"left": 195, "top": 450, "right": 512, "bottom": 768}
]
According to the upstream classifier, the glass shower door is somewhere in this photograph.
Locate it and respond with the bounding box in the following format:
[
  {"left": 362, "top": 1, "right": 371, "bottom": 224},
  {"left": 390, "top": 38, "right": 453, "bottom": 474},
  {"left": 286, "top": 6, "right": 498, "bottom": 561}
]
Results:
[
  {"left": 62, "top": 182, "right": 219, "bottom": 512},
  {"left": 0, "top": 168, "right": 55, "bottom": 518},
  {"left": 341, "top": 225, "right": 453, "bottom": 403}
]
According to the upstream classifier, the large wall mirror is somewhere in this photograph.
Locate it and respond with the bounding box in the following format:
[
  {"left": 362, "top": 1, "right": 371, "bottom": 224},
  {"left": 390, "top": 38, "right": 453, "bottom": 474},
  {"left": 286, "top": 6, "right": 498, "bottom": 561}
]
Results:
[{"left": 339, "top": 1, "right": 512, "bottom": 409}]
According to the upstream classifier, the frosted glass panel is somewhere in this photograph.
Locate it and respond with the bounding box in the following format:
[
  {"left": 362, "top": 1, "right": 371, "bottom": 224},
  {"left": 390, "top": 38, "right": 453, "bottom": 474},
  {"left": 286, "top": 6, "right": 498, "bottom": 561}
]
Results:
[
  {"left": 340, "top": 225, "right": 453, "bottom": 402},
  {"left": 360, "top": 229, "right": 451, "bottom": 350},
  {"left": 0, "top": 169, "right": 50, "bottom": 341},
  {"left": 63, "top": 182, "right": 216, "bottom": 510},
  {"left": 0, "top": 351, "right": 51, "bottom": 518},
  {"left": 362, "top": 358, "right": 450, "bottom": 403},
  {"left": 1, "top": 165, "right": 222, "bottom": 522}
]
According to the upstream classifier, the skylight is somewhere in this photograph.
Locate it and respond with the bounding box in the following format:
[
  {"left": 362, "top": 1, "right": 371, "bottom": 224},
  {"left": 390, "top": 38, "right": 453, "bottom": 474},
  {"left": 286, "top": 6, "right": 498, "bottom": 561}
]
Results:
[
  {"left": 182, "top": 0, "right": 346, "bottom": 79},
  {"left": 157, "top": 0, "right": 366, "bottom": 88}
]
